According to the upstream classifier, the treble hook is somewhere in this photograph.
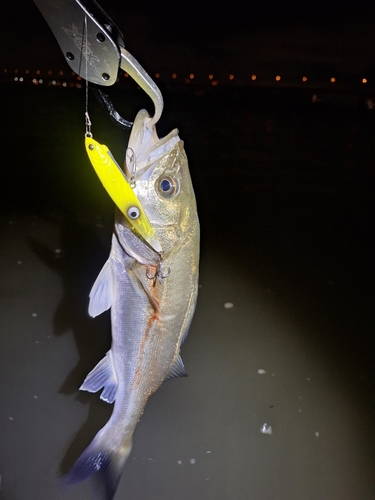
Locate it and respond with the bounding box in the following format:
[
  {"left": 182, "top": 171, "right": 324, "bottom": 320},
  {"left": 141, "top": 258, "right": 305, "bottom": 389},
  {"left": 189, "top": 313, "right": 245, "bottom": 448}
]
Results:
[
  {"left": 125, "top": 147, "right": 137, "bottom": 187},
  {"left": 146, "top": 258, "right": 170, "bottom": 282}
]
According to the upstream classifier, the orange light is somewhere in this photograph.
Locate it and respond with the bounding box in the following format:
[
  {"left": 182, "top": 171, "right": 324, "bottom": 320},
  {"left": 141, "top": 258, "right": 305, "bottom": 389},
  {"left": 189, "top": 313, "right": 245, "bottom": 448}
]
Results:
[
  {"left": 189, "top": 73, "right": 194, "bottom": 79},
  {"left": 25, "top": 70, "right": 29, "bottom": 74},
  {"left": 14, "top": 69, "right": 18, "bottom": 74},
  {"left": 330, "top": 77, "right": 335, "bottom": 83},
  {"left": 276, "top": 75, "right": 281, "bottom": 81},
  {"left": 124, "top": 72, "right": 129, "bottom": 77},
  {"left": 229, "top": 74, "right": 234, "bottom": 80},
  {"left": 302, "top": 76, "right": 307, "bottom": 82},
  {"left": 211, "top": 80, "right": 219, "bottom": 86},
  {"left": 36, "top": 70, "right": 41, "bottom": 75},
  {"left": 59, "top": 70, "right": 64, "bottom": 76},
  {"left": 3, "top": 69, "right": 8, "bottom": 73},
  {"left": 251, "top": 74, "right": 256, "bottom": 81},
  {"left": 47, "top": 70, "right": 52, "bottom": 75},
  {"left": 208, "top": 74, "right": 213, "bottom": 80},
  {"left": 172, "top": 73, "right": 177, "bottom": 79},
  {"left": 155, "top": 73, "right": 160, "bottom": 78},
  {"left": 362, "top": 78, "right": 367, "bottom": 83}
]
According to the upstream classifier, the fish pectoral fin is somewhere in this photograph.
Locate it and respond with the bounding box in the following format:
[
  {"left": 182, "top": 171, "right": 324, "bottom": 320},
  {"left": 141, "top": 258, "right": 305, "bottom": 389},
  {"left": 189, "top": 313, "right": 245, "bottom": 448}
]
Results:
[
  {"left": 165, "top": 354, "right": 188, "bottom": 380},
  {"left": 89, "top": 259, "right": 114, "bottom": 318},
  {"left": 79, "top": 350, "right": 118, "bottom": 403}
]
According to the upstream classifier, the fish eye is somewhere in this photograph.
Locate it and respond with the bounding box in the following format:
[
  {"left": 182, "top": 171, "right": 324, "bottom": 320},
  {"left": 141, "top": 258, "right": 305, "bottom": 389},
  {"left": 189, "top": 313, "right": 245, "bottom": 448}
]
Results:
[
  {"left": 156, "top": 176, "right": 179, "bottom": 199},
  {"left": 127, "top": 206, "right": 140, "bottom": 219}
]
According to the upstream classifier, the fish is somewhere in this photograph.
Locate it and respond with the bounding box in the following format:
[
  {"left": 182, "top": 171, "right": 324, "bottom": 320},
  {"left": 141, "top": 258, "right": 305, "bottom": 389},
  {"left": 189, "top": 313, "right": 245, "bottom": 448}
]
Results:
[{"left": 67, "top": 109, "right": 200, "bottom": 499}]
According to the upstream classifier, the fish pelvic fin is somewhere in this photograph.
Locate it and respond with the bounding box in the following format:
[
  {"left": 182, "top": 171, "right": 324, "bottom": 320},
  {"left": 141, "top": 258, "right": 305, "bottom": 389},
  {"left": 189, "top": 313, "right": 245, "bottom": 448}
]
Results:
[
  {"left": 165, "top": 354, "right": 188, "bottom": 380},
  {"left": 65, "top": 436, "right": 132, "bottom": 500},
  {"left": 80, "top": 350, "right": 118, "bottom": 403},
  {"left": 89, "top": 259, "right": 113, "bottom": 318}
]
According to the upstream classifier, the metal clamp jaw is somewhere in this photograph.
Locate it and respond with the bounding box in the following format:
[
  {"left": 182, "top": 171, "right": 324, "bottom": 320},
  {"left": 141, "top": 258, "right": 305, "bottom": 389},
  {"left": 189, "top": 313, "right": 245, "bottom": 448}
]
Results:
[{"left": 33, "top": 0, "right": 163, "bottom": 126}]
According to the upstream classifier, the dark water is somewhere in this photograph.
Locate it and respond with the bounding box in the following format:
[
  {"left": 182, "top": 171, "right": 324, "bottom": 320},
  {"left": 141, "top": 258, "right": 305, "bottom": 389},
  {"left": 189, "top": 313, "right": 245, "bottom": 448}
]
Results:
[{"left": 1, "top": 83, "right": 375, "bottom": 499}]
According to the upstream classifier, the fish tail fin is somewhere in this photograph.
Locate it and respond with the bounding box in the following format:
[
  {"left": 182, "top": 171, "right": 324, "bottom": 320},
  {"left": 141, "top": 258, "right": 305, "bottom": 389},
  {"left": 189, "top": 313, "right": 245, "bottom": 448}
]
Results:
[{"left": 65, "top": 436, "right": 132, "bottom": 500}]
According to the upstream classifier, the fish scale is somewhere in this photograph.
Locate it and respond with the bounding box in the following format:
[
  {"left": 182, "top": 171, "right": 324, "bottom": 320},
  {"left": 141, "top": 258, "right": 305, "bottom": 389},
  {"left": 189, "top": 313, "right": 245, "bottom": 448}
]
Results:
[{"left": 67, "top": 110, "right": 199, "bottom": 499}]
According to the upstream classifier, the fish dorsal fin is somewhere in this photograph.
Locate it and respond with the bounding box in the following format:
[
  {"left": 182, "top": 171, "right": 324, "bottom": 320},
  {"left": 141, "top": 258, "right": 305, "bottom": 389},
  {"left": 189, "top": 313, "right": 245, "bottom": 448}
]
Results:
[
  {"left": 88, "top": 259, "right": 113, "bottom": 318},
  {"left": 165, "top": 355, "right": 188, "bottom": 380},
  {"left": 80, "top": 350, "right": 118, "bottom": 404}
]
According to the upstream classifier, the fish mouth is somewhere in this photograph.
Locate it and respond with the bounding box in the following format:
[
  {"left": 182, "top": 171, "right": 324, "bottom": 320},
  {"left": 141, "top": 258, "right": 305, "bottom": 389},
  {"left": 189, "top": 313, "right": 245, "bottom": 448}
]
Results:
[{"left": 124, "top": 109, "right": 180, "bottom": 182}]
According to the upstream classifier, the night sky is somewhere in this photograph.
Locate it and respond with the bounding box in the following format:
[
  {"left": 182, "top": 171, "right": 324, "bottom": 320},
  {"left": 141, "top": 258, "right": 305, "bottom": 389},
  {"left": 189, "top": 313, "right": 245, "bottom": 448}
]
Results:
[{"left": 2, "top": 0, "right": 375, "bottom": 77}]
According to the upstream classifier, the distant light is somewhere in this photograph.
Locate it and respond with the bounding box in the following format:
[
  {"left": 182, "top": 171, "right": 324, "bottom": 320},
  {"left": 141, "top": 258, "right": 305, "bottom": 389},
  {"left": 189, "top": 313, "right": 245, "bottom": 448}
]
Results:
[
  {"left": 229, "top": 74, "right": 234, "bottom": 80},
  {"left": 251, "top": 74, "right": 257, "bottom": 81},
  {"left": 71, "top": 71, "right": 75, "bottom": 76},
  {"left": 25, "top": 70, "right": 29, "bottom": 74},
  {"left": 52, "top": 80, "right": 56, "bottom": 85},
  {"left": 59, "top": 70, "right": 64, "bottom": 76},
  {"left": 302, "top": 76, "right": 307, "bottom": 82},
  {"left": 211, "top": 80, "right": 219, "bottom": 86},
  {"left": 362, "top": 78, "right": 367, "bottom": 83},
  {"left": 208, "top": 74, "right": 213, "bottom": 80},
  {"left": 36, "top": 70, "right": 41, "bottom": 75},
  {"left": 124, "top": 72, "right": 129, "bottom": 77},
  {"left": 330, "top": 77, "right": 335, "bottom": 83},
  {"left": 185, "top": 78, "right": 191, "bottom": 84},
  {"left": 14, "top": 77, "right": 18, "bottom": 81},
  {"left": 14, "top": 69, "right": 18, "bottom": 74},
  {"left": 155, "top": 73, "right": 160, "bottom": 78},
  {"left": 189, "top": 73, "right": 195, "bottom": 79},
  {"left": 39, "top": 79, "right": 43, "bottom": 84},
  {"left": 76, "top": 76, "right": 82, "bottom": 81},
  {"left": 19, "top": 77, "right": 23, "bottom": 82},
  {"left": 172, "top": 73, "right": 177, "bottom": 79},
  {"left": 48, "top": 70, "right": 52, "bottom": 75},
  {"left": 276, "top": 75, "right": 281, "bottom": 81},
  {"left": 32, "top": 78, "right": 37, "bottom": 84},
  {"left": 3, "top": 69, "right": 7, "bottom": 73},
  {"left": 62, "top": 82, "right": 67, "bottom": 87},
  {"left": 70, "top": 83, "right": 74, "bottom": 87}
]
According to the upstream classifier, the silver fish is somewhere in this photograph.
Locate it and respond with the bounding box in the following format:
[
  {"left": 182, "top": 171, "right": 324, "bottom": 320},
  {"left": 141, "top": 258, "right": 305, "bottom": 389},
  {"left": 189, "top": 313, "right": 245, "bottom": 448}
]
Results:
[{"left": 67, "top": 109, "right": 200, "bottom": 498}]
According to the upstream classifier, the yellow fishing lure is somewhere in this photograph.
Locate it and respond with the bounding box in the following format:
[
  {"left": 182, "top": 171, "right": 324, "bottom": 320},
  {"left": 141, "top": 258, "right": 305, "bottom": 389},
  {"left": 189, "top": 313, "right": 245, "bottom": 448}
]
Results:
[{"left": 85, "top": 136, "right": 161, "bottom": 252}]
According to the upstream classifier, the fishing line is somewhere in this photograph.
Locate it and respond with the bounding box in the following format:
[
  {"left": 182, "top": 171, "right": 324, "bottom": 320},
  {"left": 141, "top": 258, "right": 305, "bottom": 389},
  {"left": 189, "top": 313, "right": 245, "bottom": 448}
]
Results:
[{"left": 83, "top": 13, "right": 92, "bottom": 138}]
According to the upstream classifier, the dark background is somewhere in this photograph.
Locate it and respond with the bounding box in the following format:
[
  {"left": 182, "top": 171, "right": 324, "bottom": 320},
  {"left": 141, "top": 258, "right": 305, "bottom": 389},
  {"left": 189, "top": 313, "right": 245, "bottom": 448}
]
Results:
[{"left": 0, "top": 1, "right": 375, "bottom": 499}]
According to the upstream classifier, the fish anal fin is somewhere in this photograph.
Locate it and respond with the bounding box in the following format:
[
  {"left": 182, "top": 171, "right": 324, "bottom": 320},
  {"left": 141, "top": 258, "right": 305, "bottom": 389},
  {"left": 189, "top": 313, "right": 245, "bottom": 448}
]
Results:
[
  {"left": 165, "top": 354, "right": 188, "bottom": 380},
  {"left": 80, "top": 350, "right": 118, "bottom": 403},
  {"left": 89, "top": 259, "right": 113, "bottom": 318}
]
